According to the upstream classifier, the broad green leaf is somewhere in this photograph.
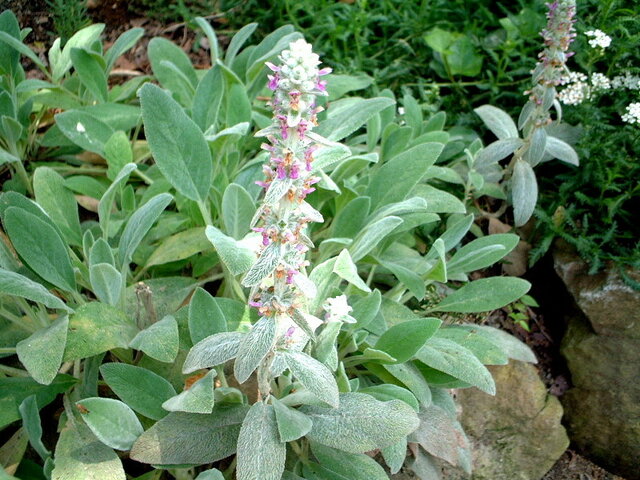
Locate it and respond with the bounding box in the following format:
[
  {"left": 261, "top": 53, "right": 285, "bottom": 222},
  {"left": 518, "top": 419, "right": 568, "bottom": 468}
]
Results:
[
  {"left": 284, "top": 352, "right": 339, "bottom": 408},
  {"left": 333, "top": 249, "right": 370, "bottom": 292},
  {"left": 0, "top": 31, "right": 46, "bottom": 71},
  {"left": 17, "top": 316, "right": 68, "bottom": 385},
  {"left": 236, "top": 402, "right": 285, "bottom": 480},
  {"left": 89, "top": 263, "right": 122, "bottom": 306},
  {"left": 205, "top": 225, "right": 255, "bottom": 277},
  {"left": 222, "top": 184, "right": 255, "bottom": 240},
  {"left": 98, "top": 163, "right": 137, "bottom": 239},
  {"left": 129, "top": 315, "right": 179, "bottom": 363},
  {"left": 76, "top": 397, "right": 143, "bottom": 451},
  {"left": 459, "top": 324, "right": 537, "bottom": 363},
  {"left": 234, "top": 317, "right": 276, "bottom": 383},
  {"left": 316, "top": 97, "right": 396, "bottom": 141},
  {"left": 4, "top": 207, "right": 76, "bottom": 292},
  {"left": 326, "top": 73, "right": 373, "bottom": 101},
  {"left": 358, "top": 384, "right": 419, "bottom": 412},
  {"left": 272, "top": 397, "right": 312, "bottom": 442},
  {"left": 33, "top": 167, "right": 82, "bottom": 246},
  {"left": 18, "top": 395, "right": 50, "bottom": 461},
  {"left": 350, "top": 216, "right": 403, "bottom": 262},
  {"left": 225, "top": 23, "right": 257, "bottom": 66},
  {"left": 301, "top": 393, "right": 419, "bottom": 453},
  {"left": 367, "top": 143, "right": 443, "bottom": 209},
  {"left": 383, "top": 362, "right": 432, "bottom": 407},
  {"left": 379, "top": 257, "right": 426, "bottom": 300},
  {"left": 309, "top": 443, "right": 388, "bottom": 480},
  {"left": 100, "top": 363, "right": 176, "bottom": 420},
  {"left": 0, "top": 269, "right": 70, "bottom": 311},
  {"left": 188, "top": 289, "right": 241, "bottom": 343},
  {"left": 70, "top": 48, "right": 107, "bottom": 102},
  {"left": 146, "top": 227, "right": 210, "bottom": 268},
  {"left": 350, "top": 290, "right": 381, "bottom": 331},
  {"left": 195, "top": 469, "right": 224, "bottom": 480},
  {"left": 118, "top": 193, "right": 173, "bottom": 267},
  {"left": 52, "top": 420, "right": 125, "bottom": 480},
  {"left": 90, "top": 239, "right": 115, "bottom": 267},
  {"left": 414, "top": 184, "right": 466, "bottom": 214},
  {"left": 545, "top": 135, "right": 578, "bottom": 166},
  {"left": 138, "top": 83, "right": 212, "bottom": 201},
  {"left": 55, "top": 110, "right": 115, "bottom": 156},
  {"left": 447, "top": 233, "right": 519, "bottom": 274},
  {"left": 512, "top": 158, "right": 538, "bottom": 227},
  {"left": 434, "top": 326, "right": 508, "bottom": 365},
  {"left": 433, "top": 277, "right": 531, "bottom": 313},
  {"left": 375, "top": 318, "right": 442, "bottom": 363},
  {"left": 193, "top": 64, "right": 224, "bottom": 131},
  {"left": 104, "top": 131, "right": 132, "bottom": 181},
  {"left": 438, "top": 214, "right": 474, "bottom": 252},
  {"left": 416, "top": 337, "right": 495, "bottom": 394},
  {"left": 104, "top": 27, "right": 144, "bottom": 72},
  {"left": 147, "top": 37, "right": 197, "bottom": 104},
  {"left": 474, "top": 105, "right": 518, "bottom": 140},
  {"left": 64, "top": 303, "right": 138, "bottom": 361},
  {"left": 130, "top": 406, "right": 249, "bottom": 465},
  {"left": 0, "top": 11, "right": 23, "bottom": 75},
  {"left": 53, "top": 23, "right": 105, "bottom": 80},
  {"left": 381, "top": 437, "right": 407, "bottom": 474},
  {"left": 524, "top": 127, "right": 546, "bottom": 167},
  {"left": 330, "top": 196, "right": 370, "bottom": 240},
  {"left": 162, "top": 369, "right": 216, "bottom": 414},
  {"left": 475, "top": 138, "right": 523, "bottom": 168},
  {"left": 183, "top": 332, "right": 244, "bottom": 374}
]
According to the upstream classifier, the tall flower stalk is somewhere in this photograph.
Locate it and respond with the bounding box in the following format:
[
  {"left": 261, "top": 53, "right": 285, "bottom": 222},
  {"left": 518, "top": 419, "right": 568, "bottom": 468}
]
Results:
[{"left": 239, "top": 39, "right": 332, "bottom": 399}]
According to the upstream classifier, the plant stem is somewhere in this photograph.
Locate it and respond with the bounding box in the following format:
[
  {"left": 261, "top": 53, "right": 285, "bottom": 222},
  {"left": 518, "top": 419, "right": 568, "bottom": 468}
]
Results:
[
  {"left": 197, "top": 200, "right": 213, "bottom": 226},
  {"left": 0, "top": 364, "right": 29, "bottom": 376},
  {"left": 0, "top": 308, "right": 36, "bottom": 333},
  {"left": 0, "top": 347, "right": 17, "bottom": 354}
]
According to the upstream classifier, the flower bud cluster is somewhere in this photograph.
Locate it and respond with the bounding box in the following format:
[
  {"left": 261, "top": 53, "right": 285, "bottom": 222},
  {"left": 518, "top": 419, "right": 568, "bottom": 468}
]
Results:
[
  {"left": 524, "top": 0, "right": 576, "bottom": 128},
  {"left": 622, "top": 102, "right": 640, "bottom": 125},
  {"left": 585, "top": 29, "right": 611, "bottom": 50},
  {"left": 245, "top": 39, "right": 332, "bottom": 344}
]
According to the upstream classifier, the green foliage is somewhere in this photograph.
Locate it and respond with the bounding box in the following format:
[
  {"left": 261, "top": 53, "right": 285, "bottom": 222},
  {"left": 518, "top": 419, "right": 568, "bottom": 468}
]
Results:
[{"left": 45, "top": 0, "right": 91, "bottom": 45}]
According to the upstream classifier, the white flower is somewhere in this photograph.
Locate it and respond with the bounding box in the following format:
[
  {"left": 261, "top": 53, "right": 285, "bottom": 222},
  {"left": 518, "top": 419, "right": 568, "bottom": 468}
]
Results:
[
  {"left": 584, "top": 29, "right": 611, "bottom": 49},
  {"left": 323, "top": 295, "right": 356, "bottom": 323},
  {"left": 558, "top": 81, "right": 589, "bottom": 105},
  {"left": 621, "top": 102, "right": 640, "bottom": 125},
  {"left": 612, "top": 72, "right": 640, "bottom": 90},
  {"left": 590, "top": 73, "right": 611, "bottom": 92}
]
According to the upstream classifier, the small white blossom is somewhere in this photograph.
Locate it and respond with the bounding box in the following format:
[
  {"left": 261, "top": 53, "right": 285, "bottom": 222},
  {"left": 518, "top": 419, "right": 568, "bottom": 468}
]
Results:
[
  {"left": 590, "top": 73, "right": 611, "bottom": 92},
  {"left": 558, "top": 81, "right": 589, "bottom": 105},
  {"left": 559, "top": 71, "right": 587, "bottom": 85},
  {"left": 76, "top": 122, "right": 86, "bottom": 133},
  {"left": 585, "top": 29, "right": 611, "bottom": 49},
  {"left": 612, "top": 72, "right": 640, "bottom": 90},
  {"left": 621, "top": 102, "right": 640, "bottom": 125},
  {"left": 323, "top": 295, "right": 356, "bottom": 323}
]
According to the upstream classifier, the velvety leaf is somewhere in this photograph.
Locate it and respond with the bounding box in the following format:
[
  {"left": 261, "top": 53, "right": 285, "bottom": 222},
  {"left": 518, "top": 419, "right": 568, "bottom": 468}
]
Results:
[
  {"left": 195, "top": 469, "right": 224, "bottom": 480},
  {"left": 147, "top": 37, "right": 197, "bottom": 105},
  {"left": 350, "top": 216, "right": 403, "bottom": 262},
  {"left": 434, "top": 326, "right": 509, "bottom": 365},
  {"left": 183, "top": 332, "right": 244, "bottom": 374},
  {"left": 70, "top": 48, "right": 108, "bottom": 102},
  {"left": 416, "top": 337, "right": 495, "bottom": 394},
  {"left": 236, "top": 402, "right": 285, "bottom": 480},
  {"left": 271, "top": 397, "right": 312, "bottom": 442},
  {"left": 188, "top": 289, "right": 240, "bottom": 343},
  {"left": 475, "top": 138, "right": 523, "bottom": 168},
  {"left": 234, "top": 317, "right": 276, "bottom": 383},
  {"left": 474, "top": 105, "right": 518, "bottom": 140},
  {"left": 333, "top": 249, "right": 370, "bottom": 292},
  {"left": 64, "top": 303, "right": 138, "bottom": 361},
  {"left": 241, "top": 242, "right": 281, "bottom": 287},
  {"left": 358, "top": 384, "right": 419, "bottom": 411},
  {"left": 4, "top": 207, "right": 76, "bottom": 292},
  {"left": 283, "top": 352, "right": 339, "bottom": 408},
  {"left": 146, "top": 227, "right": 211, "bottom": 268},
  {"left": 162, "top": 369, "right": 216, "bottom": 414},
  {"left": 350, "top": 290, "right": 381, "bottom": 331},
  {"left": 433, "top": 277, "right": 530, "bottom": 313},
  {"left": 381, "top": 437, "right": 407, "bottom": 474},
  {"left": 0, "top": 269, "right": 70, "bottom": 311},
  {"left": 459, "top": 324, "right": 537, "bottom": 363},
  {"left": 192, "top": 65, "right": 224, "bottom": 131},
  {"left": 222, "top": 183, "right": 255, "bottom": 240},
  {"left": 138, "top": 83, "right": 212, "bottom": 202},
  {"left": 512, "top": 158, "right": 538, "bottom": 227},
  {"left": 375, "top": 318, "right": 442, "bottom": 363},
  {"left": 104, "top": 27, "right": 144, "bottom": 72},
  {"left": 205, "top": 226, "right": 255, "bottom": 277},
  {"left": 100, "top": 363, "right": 176, "bottom": 420},
  {"left": 55, "top": 110, "right": 114, "bottom": 156},
  {"left": 118, "top": 193, "right": 173, "bottom": 267},
  {"left": 33, "top": 167, "right": 82, "bottom": 246},
  {"left": 315, "top": 97, "right": 395, "bottom": 141},
  {"left": 129, "top": 315, "right": 179, "bottom": 363},
  {"left": 18, "top": 395, "right": 50, "bottom": 461},
  {"left": 17, "top": 316, "right": 68, "bottom": 385},
  {"left": 89, "top": 263, "right": 122, "bottom": 306},
  {"left": 130, "top": 406, "right": 249, "bottom": 465},
  {"left": 301, "top": 393, "right": 419, "bottom": 453},
  {"left": 104, "top": 131, "right": 132, "bottom": 181},
  {"left": 383, "top": 362, "right": 432, "bottom": 407},
  {"left": 446, "top": 233, "right": 519, "bottom": 274},
  {"left": 545, "top": 135, "right": 579, "bottom": 166},
  {"left": 52, "top": 23, "right": 104, "bottom": 80},
  {"left": 309, "top": 443, "right": 388, "bottom": 480},
  {"left": 52, "top": 420, "right": 125, "bottom": 480},
  {"left": 98, "top": 163, "right": 137, "bottom": 239},
  {"left": 76, "top": 397, "right": 143, "bottom": 450}
]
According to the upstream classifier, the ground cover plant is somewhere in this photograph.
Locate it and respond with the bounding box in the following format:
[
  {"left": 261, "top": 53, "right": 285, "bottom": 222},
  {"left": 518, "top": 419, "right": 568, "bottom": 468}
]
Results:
[{"left": 0, "top": 9, "right": 541, "bottom": 480}]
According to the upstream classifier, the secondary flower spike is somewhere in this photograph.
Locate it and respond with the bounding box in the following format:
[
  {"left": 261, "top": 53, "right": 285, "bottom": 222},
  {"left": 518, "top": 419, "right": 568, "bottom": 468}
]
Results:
[{"left": 242, "top": 39, "right": 332, "bottom": 357}]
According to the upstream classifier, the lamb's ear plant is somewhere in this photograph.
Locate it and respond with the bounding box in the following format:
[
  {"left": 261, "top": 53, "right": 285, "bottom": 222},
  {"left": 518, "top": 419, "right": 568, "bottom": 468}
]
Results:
[{"left": 469, "top": 0, "right": 580, "bottom": 227}]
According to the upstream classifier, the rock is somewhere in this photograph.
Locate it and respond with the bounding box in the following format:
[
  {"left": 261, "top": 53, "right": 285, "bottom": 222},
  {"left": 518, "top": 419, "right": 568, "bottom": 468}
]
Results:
[
  {"left": 450, "top": 360, "right": 569, "bottom": 480},
  {"left": 553, "top": 244, "right": 640, "bottom": 479},
  {"left": 398, "top": 361, "right": 568, "bottom": 480}
]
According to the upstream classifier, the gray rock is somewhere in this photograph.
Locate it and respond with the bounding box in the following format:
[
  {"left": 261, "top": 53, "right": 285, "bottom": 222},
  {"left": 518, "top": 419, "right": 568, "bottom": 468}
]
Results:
[{"left": 554, "top": 245, "right": 640, "bottom": 479}]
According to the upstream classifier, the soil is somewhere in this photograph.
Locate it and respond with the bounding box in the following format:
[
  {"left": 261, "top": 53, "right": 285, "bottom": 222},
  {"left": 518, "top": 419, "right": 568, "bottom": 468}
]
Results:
[{"left": 3, "top": 1, "right": 629, "bottom": 479}]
